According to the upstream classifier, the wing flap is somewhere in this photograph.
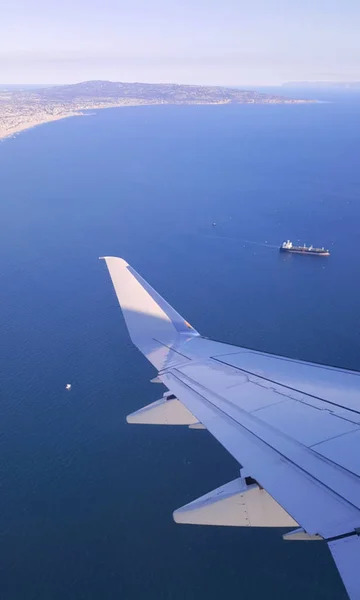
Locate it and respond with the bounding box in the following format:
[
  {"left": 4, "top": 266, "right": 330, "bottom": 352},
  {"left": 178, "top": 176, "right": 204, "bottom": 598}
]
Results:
[
  {"left": 126, "top": 397, "right": 198, "bottom": 425},
  {"left": 173, "top": 477, "right": 298, "bottom": 527},
  {"left": 161, "top": 369, "right": 360, "bottom": 540}
]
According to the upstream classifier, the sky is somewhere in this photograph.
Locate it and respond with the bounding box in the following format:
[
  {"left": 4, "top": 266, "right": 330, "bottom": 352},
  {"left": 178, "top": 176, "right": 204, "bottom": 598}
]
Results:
[{"left": 1, "top": 0, "right": 360, "bottom": 86}]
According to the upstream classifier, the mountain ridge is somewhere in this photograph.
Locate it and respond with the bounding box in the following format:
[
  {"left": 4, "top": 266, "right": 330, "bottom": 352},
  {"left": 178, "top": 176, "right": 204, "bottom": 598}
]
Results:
[
  {"left": 0, "top": 80, "right": 313, "bottom": 140},
  {"left": 26, "top": 79, "right": 311, "bottom": 104}
]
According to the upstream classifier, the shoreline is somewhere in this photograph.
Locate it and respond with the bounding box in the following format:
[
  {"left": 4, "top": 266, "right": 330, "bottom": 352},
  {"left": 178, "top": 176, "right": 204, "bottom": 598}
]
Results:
[
  {"left": 0, "top": 98, "right": 315, "bottom": 142},
  {"left": 0, "top": 111, "right": 83, "bottom": 141},
  {"left": 0, "top": 101, "right": 157, "bottom": 140}
]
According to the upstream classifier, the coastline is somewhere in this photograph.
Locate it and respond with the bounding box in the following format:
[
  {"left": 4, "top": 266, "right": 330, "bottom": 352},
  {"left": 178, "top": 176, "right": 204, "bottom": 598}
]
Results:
[
  {"left": 0, "top": 100, "right": 155, "bottom": 141},
  {"left": 0, "top": 97, "right": 314, "bottom": 142},
  {"left": 0, "top": 111, "right": 83, "bottom": 141}
]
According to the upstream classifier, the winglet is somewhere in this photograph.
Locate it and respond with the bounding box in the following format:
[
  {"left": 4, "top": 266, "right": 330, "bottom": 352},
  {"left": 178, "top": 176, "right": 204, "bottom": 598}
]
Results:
[{"left": 101, "top": 257, "right": 199, "bottom": 363}]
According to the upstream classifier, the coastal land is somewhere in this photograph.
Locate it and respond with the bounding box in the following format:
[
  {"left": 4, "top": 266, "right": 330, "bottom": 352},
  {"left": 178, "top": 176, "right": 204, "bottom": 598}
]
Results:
[{"left": 0, "top": 80, "right": 313, "bottom": 140}]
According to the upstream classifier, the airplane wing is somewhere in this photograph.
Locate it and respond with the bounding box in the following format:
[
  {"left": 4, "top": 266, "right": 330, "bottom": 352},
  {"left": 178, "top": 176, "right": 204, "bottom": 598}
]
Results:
[{"left": 102, "top": 256, "right": 360, "bottom": 599}]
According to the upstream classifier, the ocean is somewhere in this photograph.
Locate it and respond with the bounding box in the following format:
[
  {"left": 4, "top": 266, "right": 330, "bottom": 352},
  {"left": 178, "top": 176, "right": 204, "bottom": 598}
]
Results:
[{"left": 1, "top": 91, "right": 360, "bottom": 599}]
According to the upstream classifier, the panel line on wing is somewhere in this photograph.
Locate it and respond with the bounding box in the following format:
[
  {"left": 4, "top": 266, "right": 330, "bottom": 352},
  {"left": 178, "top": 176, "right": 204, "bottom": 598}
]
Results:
[
  {"left": 310, "top": 429, "right": 360, "bottom": 450},
  {"left": 212, "top": 357, "right": 360, "bottom": 417},
  {"left": 169, "top": 368, "right": 360, "bottom": 516},
  {"left": 153, "top": 338, "right": 193, "bottom": 361},
  {"left": 209, "top": 344, "right": 360, "bottom": 378},
  {"left": 162, "top": 369, "right": 360, "bottom": 539}
]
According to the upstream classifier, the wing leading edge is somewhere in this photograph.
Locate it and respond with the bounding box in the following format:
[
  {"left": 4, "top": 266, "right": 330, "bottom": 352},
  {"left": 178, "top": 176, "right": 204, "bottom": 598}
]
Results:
[{"left": 102, "top": 257, "right": 360, "bottom": 599}]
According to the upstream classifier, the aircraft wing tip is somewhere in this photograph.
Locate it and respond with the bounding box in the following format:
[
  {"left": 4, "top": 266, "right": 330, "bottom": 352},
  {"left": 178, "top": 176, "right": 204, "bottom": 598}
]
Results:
[{"left": 99, "top": 256, "right": 129, "bottom": 267}]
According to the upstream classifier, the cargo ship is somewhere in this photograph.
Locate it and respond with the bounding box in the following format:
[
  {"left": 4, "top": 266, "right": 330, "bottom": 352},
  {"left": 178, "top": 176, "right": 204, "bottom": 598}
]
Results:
[{"left": 280, "top": 240, "right": 330, "bottom": 256}]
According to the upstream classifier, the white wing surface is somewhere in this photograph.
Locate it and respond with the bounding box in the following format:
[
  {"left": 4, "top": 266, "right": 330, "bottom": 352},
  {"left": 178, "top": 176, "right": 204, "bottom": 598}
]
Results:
[{"left": 102, "top": 257, "right": 360, "bottom": 599}]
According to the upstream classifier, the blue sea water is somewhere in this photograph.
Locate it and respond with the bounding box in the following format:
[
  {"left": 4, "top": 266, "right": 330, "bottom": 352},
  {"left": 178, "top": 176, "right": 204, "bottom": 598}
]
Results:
[{"left": 1, "top": 93, "right": 360, "bottom": 599}]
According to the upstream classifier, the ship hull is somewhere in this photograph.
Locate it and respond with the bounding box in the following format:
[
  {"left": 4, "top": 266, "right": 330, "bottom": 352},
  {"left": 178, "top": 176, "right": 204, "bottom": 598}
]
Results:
[{"left": 280, "top": 247, "right": 330, "bottom": 256}]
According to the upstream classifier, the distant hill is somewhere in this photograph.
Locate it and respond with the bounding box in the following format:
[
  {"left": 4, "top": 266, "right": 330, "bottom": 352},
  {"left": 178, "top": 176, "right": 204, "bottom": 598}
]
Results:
[
  {"left": 0, "top": 80, "right": 313, "bottom": 140},
  {"left": 24, "top": 80, "right": 310, "bottom": 105}
]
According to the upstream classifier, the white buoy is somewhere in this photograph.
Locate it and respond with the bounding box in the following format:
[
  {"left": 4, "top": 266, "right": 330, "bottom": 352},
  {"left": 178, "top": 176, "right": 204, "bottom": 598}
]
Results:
[{"left": 66, "top": 383, "right": 72, "bottom": 391}]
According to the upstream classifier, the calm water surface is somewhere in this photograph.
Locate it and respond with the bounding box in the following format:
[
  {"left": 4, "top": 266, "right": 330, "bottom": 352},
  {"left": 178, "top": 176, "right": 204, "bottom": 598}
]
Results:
[{"left": 1, "top": 95, "right": 360, "bottom": 599}]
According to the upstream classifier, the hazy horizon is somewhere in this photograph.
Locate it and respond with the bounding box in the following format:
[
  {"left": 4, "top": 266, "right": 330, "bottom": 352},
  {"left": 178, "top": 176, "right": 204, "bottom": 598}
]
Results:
[
  {"left": 2, "top": 0, "right": 360, "bottom": 85},
  {"left": 1, "top": 79, "right": 360, "bottom": 90}
]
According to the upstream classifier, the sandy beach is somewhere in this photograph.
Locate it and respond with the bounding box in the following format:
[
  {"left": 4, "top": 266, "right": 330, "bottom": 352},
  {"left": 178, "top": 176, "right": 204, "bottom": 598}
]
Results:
[
  {"left": 0, "top": 99, "right": 156, "bottom": 141},
  {"left": 0, "top": 111, "right": 82, "bottom": 141}
]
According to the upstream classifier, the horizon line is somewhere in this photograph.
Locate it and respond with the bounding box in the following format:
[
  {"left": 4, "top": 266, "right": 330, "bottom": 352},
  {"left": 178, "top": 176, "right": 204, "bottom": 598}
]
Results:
[{"left": 1, "top": 79, "right": 360, "bottom": 88}]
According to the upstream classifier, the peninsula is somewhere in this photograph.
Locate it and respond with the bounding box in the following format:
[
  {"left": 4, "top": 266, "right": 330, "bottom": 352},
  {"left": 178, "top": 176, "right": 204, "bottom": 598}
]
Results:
[{"left": 0, "top": 80, "right": 313, "bottom": 140}]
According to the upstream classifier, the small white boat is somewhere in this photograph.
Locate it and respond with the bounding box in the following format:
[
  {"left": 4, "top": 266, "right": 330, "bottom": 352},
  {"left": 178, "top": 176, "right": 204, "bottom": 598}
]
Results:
[{"left": 65, "top": 383, "right": 72, "bottom": 391}]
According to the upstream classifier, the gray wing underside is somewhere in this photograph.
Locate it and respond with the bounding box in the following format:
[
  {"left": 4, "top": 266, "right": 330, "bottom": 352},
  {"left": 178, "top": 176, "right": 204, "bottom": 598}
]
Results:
[{"left": 102, "top": 256, "right": 360, "bottom": 599}]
